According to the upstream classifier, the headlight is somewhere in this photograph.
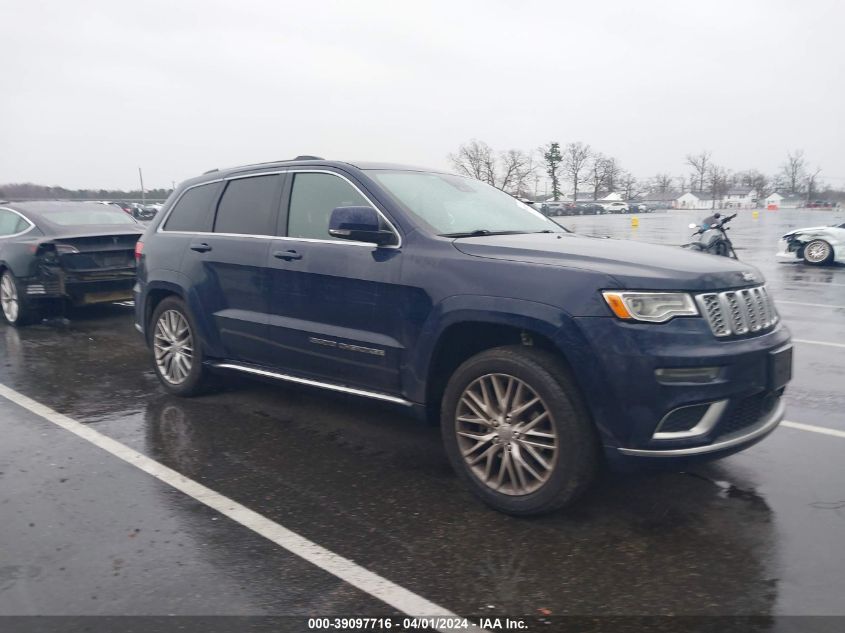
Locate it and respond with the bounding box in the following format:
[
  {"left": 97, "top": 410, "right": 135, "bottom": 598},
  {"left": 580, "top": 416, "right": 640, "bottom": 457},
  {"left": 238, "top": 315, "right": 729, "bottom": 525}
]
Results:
[{"left": 602, "top": 291, "right": 699, "bottom": 323}]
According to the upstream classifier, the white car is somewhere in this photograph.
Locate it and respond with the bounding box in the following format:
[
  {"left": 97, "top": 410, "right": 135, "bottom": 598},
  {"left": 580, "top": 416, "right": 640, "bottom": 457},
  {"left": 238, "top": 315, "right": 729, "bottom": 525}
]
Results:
[
  {"left": 602, "top": 201, "right": 629, "bottom": 214},
  {"left": 777, "top": 221, "right": 845, "bottom": 265}
]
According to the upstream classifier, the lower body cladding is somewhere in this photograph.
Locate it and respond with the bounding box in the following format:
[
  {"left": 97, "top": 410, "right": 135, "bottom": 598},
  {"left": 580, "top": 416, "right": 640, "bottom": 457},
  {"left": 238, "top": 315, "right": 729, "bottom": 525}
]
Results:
[
  {"left": 25, "top": 267, "right": 136, "bottom": 306},
  {"left": 566, "top": 316, "right": 793, "bottom": 468}
]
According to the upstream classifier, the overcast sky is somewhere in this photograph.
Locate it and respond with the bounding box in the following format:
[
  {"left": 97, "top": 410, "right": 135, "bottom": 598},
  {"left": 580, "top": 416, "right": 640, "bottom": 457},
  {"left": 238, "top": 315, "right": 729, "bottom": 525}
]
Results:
[{"left": 2, "top": 0, "right": 842, "bottom": 191}]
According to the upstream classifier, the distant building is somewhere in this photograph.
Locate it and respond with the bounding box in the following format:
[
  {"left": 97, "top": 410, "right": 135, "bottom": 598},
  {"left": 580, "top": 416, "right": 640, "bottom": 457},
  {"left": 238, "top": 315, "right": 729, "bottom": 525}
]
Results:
[
  {"left": 723, "top": 187, "right": 757, "bottom": 209},
  {"left": 639, "top": 191, "right": 679, "bottom": 208},
  {"left": 676, "top": 191, "right": 718, "bottom": 209}
]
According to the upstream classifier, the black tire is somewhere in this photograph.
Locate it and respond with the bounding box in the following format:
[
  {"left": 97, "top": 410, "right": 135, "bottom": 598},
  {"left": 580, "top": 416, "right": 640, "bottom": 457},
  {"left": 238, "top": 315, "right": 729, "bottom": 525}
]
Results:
[
  {"left": 440, "top": 346, "right": 598, "bottom": 515},
  {"left": 0, "top": 270, "right": 40, "bottom": 326},
  {"left": 802, "top": 239, "right": 834, "bottom": 265},
  {"left": 149, "top": 296, "right": 217, "bottom": 396}
]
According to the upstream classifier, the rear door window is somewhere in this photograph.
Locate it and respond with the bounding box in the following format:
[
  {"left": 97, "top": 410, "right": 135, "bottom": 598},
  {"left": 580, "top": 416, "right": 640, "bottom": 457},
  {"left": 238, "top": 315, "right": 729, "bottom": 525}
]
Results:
[
  {"left": 214, "top": 175, "right": 280, "bottom": 236},
  {"left": 163, "top": 183, "right": 220, "bottom": 232},
  {"left": 0, "top": 210, "right": 30, "bottom": 236}
]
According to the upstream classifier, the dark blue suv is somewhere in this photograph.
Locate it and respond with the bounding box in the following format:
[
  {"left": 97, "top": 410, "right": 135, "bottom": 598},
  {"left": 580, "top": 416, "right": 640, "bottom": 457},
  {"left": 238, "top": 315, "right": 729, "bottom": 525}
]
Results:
[{"left": 134, "top": 158, "right": 792, "bottom": 515}]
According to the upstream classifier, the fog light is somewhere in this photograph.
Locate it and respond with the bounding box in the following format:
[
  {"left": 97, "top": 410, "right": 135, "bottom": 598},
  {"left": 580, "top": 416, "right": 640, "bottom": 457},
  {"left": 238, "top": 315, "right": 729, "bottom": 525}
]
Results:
[
  {"left": 655, "top": 367, "right": 721, "bottom": 384},
  {"left": 26, "top": 284, "right": 46, "bottom": 295}
]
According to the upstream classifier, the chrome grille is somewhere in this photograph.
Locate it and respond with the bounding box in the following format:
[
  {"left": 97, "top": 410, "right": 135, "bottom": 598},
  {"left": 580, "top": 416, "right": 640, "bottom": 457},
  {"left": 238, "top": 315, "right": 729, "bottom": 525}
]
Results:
[{"left": 696, "top": 286, "right": 778, "bottom": 338}]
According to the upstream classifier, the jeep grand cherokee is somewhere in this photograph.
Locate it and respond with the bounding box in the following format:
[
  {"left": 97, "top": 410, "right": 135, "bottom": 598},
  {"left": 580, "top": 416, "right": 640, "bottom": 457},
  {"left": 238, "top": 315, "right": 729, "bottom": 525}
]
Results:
[{"left": 134, "top": 158, "right": 792, "bottom": 515}]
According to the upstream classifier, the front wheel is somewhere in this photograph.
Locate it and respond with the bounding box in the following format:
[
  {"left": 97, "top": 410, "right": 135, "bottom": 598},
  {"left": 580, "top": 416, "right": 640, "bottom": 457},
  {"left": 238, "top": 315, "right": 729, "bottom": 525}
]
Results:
[
  {"left": 803, "top": 239, "right": 833, "bottom": 265},
  {"left": 441, "top": 346, "right": 598, "bottom": 515},
  {"left": 149, "top": 297, "right": 217, "bottom": 396}
]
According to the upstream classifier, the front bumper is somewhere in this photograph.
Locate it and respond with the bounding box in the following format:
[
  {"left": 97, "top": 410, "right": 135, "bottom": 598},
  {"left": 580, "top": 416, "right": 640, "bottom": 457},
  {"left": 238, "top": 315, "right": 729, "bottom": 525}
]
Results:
[
  {"left": 563, "top": 315, "right": 792, "bottom": 466},
  {"left": 776, "top": 239, "right": 800, "bottom": 260},
  {"left": 616, "top": 397, "right": 784, "bottom": 458}
]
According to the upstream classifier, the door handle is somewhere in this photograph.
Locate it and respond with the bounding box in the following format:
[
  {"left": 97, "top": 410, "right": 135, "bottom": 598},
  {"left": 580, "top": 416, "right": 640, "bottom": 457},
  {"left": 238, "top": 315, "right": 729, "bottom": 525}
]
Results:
[
  {"left": 190, "top": 242, "right": 212, "bottom": 253},
  {"left": 273, "top": 249, "right": 302, "bottom": 261}
]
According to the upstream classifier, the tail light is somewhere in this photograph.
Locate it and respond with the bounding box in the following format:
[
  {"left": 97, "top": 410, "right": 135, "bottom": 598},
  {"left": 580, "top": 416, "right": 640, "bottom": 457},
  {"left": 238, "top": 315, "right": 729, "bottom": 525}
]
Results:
[{"left": 135, "top": 240, "right": 144, "bottom": 261}]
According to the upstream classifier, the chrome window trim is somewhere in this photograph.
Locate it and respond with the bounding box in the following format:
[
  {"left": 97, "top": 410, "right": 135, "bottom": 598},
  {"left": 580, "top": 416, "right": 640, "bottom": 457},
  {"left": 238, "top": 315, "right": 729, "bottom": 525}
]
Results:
[
  {"left": 211, "top": 362, "right": 413, "bottom": 406},
  {"left": 157, "top": 169, "right": 402, "bottom": 248},
  {"left": 0, "top": 206, "right": 36, "bottom": 239}
]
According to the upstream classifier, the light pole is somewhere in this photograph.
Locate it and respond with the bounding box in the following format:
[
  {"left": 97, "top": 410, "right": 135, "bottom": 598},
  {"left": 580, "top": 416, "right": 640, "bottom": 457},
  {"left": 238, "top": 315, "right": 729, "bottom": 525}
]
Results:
[{"left": 138, "top": 167, "right": 145, "bottom": 204}]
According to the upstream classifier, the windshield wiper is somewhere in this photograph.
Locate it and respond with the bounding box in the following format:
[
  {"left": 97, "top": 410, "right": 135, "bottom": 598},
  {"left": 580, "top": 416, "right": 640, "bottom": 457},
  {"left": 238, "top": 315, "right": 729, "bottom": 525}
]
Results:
[{"left": 440, "top": 229, "right": 529, "bottom": 238}]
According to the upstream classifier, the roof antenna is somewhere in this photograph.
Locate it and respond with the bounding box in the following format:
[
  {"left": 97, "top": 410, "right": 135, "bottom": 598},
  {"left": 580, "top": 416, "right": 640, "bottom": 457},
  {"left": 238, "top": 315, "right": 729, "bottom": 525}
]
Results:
[{"left": 294, "top": 155, "right": 324, "bottom": 160}]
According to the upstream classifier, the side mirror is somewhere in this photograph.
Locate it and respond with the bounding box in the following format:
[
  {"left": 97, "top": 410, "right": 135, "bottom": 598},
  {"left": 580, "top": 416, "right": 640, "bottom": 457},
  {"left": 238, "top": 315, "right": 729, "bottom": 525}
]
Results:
[{"left": 328, "top": 206, "right": 397, "bottom": 246}]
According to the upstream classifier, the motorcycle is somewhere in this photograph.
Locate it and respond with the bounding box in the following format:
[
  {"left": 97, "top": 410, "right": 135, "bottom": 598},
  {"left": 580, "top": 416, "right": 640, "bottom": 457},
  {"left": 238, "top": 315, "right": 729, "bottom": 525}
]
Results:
[{"left": 682, "top": 212, "right": 738, "bottom": 258}]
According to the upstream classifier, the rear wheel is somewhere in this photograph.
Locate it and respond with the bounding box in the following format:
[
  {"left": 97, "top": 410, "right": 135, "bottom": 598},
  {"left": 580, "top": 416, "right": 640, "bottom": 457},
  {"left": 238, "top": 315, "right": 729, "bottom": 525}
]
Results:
[
  {"left": 150, "top": 297, "right": 217, "bottom": 396},
  {"left": 803, "top": 239, "right": 833, "bottom": 265},
  {"left": 441, "top": 346, "right": 598, "bottom": 515},
  {"left": 1, "top": 270, "right": 39, "bottom": 326}
]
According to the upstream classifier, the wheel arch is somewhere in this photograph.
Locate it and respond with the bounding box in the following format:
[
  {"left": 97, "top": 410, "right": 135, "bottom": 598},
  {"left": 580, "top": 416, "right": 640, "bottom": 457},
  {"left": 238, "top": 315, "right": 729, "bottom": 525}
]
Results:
[{"left": 410, "top": 297, "right": 585, "bottom": 422}]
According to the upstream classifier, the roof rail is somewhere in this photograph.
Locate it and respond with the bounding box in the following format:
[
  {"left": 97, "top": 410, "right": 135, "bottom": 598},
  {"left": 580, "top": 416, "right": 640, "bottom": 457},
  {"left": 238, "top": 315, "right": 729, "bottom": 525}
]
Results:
[{"left": 293, "top": 155, "right": 324, "bottom": 160}]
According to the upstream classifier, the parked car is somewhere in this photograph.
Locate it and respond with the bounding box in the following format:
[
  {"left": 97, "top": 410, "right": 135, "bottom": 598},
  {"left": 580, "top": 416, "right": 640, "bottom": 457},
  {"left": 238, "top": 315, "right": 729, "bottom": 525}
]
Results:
[
  {"left": 0, "top": 201, "right": 143, "bottom": 325},
  {"left": 540, "top": 201, "right": 567, "bottom": 216},
  {"left": 628, "top": 203, "right": 652, "bottom": 214},
  {"left": 602, "top": 201, "right": 629, "bottom": 214},
  {"left": 134, "top": 158, "right": 792, "bottom": 515},
  {"left": 777, "top": 221, "right": 845, "bottom": 265},
  {"left": 575, "top": 202, "right": 604, "bottom": 215}
]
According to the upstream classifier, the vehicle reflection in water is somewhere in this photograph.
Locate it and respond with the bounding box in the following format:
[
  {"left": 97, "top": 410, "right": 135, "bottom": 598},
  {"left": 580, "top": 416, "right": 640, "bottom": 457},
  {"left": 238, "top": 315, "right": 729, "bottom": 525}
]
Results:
[{"left": 142, "top": 389, "right": 778, "bottom": 616}]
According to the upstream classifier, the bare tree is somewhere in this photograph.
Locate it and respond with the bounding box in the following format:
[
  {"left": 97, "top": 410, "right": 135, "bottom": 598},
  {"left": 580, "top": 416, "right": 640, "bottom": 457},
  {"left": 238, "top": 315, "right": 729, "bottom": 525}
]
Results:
[
  {"left": 653, "top": 173, "right": 674, "bottom": 193},
  {"left": 705, "top": 165, "right": 730, "bottom": 209},
  {"left": 588, "top": 154, "right": 607, "bottom": 200},
  {"left": 563, "top": 142, "right": 591, "bottom": 203},
  {"left": 686, "top": 150, "right": 711, "bottom": 192},
  {"left": 497, "top": 149, "right": 535, "bottom": 195},
  {"left": 620, "top": 172, "right": 638, "bottom": 200},
  {"left": 736, "top": 169, "right": 771, "bottom": 206},
  {"left": 602, "top": 157, "right": 622, "bottom": 192},
  {"left": 542, "top": 142, "right": 564, "bottom": 201},
  {"left": 804, "top": 166, "right": 823, "bottom": 203},
  {"left": 781, "top": 150, "right": 806, "bottom": 194},
  {"left": 449, "top": 140, "right": 496, "bottom": 185}
]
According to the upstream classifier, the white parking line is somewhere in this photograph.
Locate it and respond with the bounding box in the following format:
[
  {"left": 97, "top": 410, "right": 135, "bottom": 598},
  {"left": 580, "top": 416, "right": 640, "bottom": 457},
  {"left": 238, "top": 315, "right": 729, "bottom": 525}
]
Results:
[
  {"left": 782, "top": 420, "right": 845, "bottom": 439},
  {"left": 781, "top": 280, "right": 845, "bottom": 288},
  {"left": 778, "top": 300, "right": 845, "bottom": 310},
  {"left": 0, "top": 383, "right": 479, "bottom": 632},
  {"left": 793, "top": 338, "right": 845, "bottom": 349}
]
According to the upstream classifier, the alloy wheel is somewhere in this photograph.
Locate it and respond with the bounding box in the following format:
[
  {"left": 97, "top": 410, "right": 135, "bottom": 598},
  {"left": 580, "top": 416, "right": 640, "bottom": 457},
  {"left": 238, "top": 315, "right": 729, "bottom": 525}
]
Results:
[
  {"left": 805, "top": 240, "right": 831, "bottom": 264},
  {"left": 455, "top": 373, "right": 558, "bottom": 496},
  {"left": 0, "top": 274, "right": 19, "bottom": 323},
  {"left": 154, "top": 309, "right": 194, "bottom": 385}
]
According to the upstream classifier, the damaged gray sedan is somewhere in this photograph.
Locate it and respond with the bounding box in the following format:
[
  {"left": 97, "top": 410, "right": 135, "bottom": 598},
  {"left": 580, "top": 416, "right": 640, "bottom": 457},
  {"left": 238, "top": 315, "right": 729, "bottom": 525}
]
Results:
[{"left": 0, "top": 201, "right": 143, "bottom": 325}]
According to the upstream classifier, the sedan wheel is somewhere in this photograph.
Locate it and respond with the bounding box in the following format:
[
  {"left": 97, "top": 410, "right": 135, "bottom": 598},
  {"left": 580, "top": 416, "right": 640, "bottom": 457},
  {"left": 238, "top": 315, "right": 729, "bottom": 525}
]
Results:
[
  {"left": 456, "top": 373, "right": 557, "bottom": 496},
  {"left": 154, "top": 309, "right": 194, "bottom": 385},
  {"left": 0, "top": 272, "right": 19, "bottom": 323},
  {"left": 803, "top": 239, "right": 833, "bottom": 265}
]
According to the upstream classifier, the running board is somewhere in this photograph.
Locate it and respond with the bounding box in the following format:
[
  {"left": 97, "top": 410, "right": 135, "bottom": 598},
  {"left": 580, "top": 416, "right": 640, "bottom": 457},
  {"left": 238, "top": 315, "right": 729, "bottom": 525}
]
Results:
[{"left": 210, "top": 362, "right": 414, "bottom": 406}]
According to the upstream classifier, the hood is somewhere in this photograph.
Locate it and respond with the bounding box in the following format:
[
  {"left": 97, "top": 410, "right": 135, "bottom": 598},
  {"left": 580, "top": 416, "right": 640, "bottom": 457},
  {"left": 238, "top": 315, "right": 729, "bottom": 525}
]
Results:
[
  {"left": 452, "top": 232, "right": 763, "bottom": 291},
  {"left": 782, "top": 226, "right": 834, "bottom": 237}
]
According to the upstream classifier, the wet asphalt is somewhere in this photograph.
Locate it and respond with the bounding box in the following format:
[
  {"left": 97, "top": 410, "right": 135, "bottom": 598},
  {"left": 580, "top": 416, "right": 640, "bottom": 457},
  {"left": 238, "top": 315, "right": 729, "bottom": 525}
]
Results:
[{"left": 0, "top": 208, "right": 844, "bottom": 621}]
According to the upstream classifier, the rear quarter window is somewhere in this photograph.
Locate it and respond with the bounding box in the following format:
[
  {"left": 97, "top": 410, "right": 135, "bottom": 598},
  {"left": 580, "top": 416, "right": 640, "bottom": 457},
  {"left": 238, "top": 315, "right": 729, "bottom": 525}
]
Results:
[{"left": 163, "top": 183, "right": 220, "bottom": 232}]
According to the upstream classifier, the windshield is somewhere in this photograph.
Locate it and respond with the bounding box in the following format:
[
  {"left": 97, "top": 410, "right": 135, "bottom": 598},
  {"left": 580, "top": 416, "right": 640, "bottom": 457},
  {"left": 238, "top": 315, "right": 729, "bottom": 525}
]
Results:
[
  {"left": 37, "top": 206, "right": 138, "bottom": 226},
  {"left": 369, "top": 170, "right": 559, "bottom": 236}
]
